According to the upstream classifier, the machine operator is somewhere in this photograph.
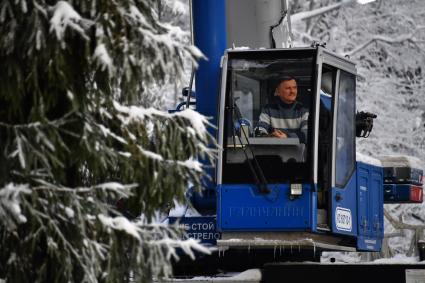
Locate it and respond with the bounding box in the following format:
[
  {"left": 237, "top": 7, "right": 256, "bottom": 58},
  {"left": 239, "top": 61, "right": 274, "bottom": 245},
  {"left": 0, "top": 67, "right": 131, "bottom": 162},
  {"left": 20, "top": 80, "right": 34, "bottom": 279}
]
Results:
[{"left": 257, "top": 77, "right": 309, "bottom": 143}]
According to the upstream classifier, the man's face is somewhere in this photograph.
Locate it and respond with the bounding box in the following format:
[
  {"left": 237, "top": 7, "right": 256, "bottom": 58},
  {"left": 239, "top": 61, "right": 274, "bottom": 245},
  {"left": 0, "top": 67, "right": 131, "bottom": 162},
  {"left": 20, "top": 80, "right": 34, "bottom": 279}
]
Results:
[{"left": 277, "top": 79, "right": 298, "bottom": 104}]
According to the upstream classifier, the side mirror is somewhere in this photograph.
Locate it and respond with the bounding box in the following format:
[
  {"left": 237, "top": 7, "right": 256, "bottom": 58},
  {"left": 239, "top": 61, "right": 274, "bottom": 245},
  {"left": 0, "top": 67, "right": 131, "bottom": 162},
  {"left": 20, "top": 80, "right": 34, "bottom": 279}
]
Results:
[
  {"left": 182, "top": 87, "right": 195, "bottom": 98},
  {"left": 356, "top": 111, "right": 377, "bottom": 138}
]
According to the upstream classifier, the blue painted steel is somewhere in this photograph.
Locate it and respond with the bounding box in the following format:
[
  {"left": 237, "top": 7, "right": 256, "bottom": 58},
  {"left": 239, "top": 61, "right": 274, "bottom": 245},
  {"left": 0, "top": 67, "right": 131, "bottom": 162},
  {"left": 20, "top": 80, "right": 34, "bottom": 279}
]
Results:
[
  {"left": 331, "top": 172, "right": 358, "bottom": 237},
  {"left": 217, "top": 184, "right": 312, "bottom": 231},
  {"left": 356, "top": 162, "right": 383, "bottom": 251},
  {"left": 186, "top": 187, "right": 216, "bottom": 214},
  {"left": 190, "top": 0, "right": 227, "bottom": 210},
  {"left": 192, "top": 0, "right": 227, "bottom": 129},
  {"left": 357, "top": 235, "right": 382, "bottom": 252},
  {"left": 169, "top": 216, "right": 221, "bottom": 245}
]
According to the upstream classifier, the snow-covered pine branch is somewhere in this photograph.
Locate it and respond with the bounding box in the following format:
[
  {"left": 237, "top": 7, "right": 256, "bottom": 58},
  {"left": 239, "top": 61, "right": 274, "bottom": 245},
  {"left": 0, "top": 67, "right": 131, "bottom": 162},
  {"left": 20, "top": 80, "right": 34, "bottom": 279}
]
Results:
[
  {"left": 0, "top": 0, "right": 212, "bottom": 282},
  {"left": 0, "top": 183, "right": 30, "bottom": 231}
]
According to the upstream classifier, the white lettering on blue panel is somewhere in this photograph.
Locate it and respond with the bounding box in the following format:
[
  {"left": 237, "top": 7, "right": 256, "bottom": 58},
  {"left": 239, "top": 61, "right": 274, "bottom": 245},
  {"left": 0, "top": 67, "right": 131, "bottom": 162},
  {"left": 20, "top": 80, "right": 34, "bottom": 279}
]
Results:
[{"left": 335, "top": 207, "right": 352, "bottom": 232}]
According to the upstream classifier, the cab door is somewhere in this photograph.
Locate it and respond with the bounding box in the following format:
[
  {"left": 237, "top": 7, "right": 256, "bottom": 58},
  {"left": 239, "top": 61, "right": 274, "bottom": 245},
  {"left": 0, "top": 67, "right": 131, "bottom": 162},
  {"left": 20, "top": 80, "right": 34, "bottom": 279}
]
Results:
[
  {"left": 316, "top": 48, "right": 358, "bottom": 237},
  {"left": 330, "top": 68, "right": 358, "bottom": 237}
]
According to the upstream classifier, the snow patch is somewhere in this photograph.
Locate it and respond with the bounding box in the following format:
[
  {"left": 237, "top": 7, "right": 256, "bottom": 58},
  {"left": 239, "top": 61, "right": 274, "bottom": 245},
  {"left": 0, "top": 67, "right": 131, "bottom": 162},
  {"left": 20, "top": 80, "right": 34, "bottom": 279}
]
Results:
[
  {"left": 190, "top": 269, "right": 261, "bottom": 282},
  {"left": 113, "top": 101, "right": 211, "bottom": 141},
  {"left": 176, "top": 109, "right": 211, "bottom": 140},
  {"left": 187, "top": 45, "right": 205, "bottom": 60},
  {"left": 93, "top": 44, "right": 114, "bottom": 75},
  {"left": 168, "top": 201, "right": 188, "bottom": 217},
  {"left": 98, "top": 214, "right": 141, "bottom": 240},
  {"left": 64, "top": 207, "right": 75, "bottom": 218},
  {"left": 164, "top": 0, "right": 187, "bottom": 15},
  {"left": 377, "top": 155, "right": 423, "bottom": 170},
  {"left": 228, "top": 46, "right": 251, "bottom": 50},
  {"left": 356, "top": 152, "right": 382, "bottom": 167},
  {"left": 229, "top": 269, "right": 262, "bottom": 281},
  {"left": 0, "top": 183, "right": 31, "bottom": 229},
  {"left": 177, "top": 158, "right": 203, "bottom": 172},
  {"left": 138, "top": 146, "right": 164, "bottom": 161},
  {"left": 50, "top": 1, "right": 83, "bottom": 41},
  {"left": 373, "top": 254, "right": 419, "bottom": 263}
]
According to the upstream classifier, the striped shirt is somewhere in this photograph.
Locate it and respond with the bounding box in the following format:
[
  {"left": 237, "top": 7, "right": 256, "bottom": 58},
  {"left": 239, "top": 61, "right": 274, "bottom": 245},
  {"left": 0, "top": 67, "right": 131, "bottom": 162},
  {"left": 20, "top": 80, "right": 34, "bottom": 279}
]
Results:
[{"left": 258, "top": 98, "right": 309, "bottom": 143}]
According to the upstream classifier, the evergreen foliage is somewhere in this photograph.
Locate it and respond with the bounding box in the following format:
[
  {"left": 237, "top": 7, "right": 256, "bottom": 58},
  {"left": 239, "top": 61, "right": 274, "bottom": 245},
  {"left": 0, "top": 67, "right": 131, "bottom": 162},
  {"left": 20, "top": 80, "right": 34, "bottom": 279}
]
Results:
[{"left": 0, "top": 0, "right": 212, "bottom": 282}]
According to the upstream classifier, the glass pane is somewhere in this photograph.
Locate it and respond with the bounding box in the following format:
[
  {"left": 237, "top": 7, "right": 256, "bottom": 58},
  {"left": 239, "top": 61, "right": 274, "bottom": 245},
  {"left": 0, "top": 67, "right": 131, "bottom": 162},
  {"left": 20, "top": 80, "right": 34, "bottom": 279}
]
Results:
[
  {"left": 222, "top": 53, "right": 315, "bottom": 184},
  {"left": 335, "top": 71, "right": 356, "bottom": 187}
]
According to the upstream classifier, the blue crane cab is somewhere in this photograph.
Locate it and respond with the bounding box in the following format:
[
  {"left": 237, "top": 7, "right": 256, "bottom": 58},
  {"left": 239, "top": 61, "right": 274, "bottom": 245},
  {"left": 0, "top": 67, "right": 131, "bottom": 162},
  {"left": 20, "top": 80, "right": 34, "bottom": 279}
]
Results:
[
  {"left": 170, "top": 47, "right": 386, "bottom": 264},
  {"left": 214, "top": 47, "right": 383, "bottom": 252}
]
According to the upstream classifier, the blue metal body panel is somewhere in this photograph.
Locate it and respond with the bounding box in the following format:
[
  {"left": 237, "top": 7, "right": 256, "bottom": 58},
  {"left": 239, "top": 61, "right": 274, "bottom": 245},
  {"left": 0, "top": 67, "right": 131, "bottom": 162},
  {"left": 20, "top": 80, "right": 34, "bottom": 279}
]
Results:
[
  {"left": 192, "top": 0, "right": 227, "bottom": 129},
  {"left": 169, "top": 216, "right": 220, "bottom": 246},
  {"left": 331, "top": 172, "right": 358, "bottom": 237},
  {"left": 192, "top": 0, "right": 227, "bottom": 194},
  {"left": 217, "top": 184, "right": 313, "bottom": 231},
  {"left": 356, "top": 162, "right": 383, "bottom": 251}
]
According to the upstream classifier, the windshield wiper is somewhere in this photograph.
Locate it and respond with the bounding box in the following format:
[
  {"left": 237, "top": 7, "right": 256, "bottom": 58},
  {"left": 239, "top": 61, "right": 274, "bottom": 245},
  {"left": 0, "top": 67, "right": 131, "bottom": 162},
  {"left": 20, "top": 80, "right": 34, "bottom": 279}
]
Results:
[{"left": 231, "top": 102, "right": 270, "bottom": 194}]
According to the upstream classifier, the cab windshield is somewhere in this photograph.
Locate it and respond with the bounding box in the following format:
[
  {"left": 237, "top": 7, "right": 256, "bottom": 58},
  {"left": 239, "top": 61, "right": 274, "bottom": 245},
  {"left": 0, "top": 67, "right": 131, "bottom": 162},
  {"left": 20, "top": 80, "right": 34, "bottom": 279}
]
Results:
[{"left": 222, "top": 50, "right": 316, "bottom": 184}]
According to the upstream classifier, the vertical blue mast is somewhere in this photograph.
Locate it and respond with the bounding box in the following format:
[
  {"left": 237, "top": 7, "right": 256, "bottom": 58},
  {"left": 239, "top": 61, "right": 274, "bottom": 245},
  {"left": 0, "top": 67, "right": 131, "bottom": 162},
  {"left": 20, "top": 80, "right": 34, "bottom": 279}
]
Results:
[
  {"left": 192, "top": 0, "right": 227, "bottom": 130},
  {"left": 190, "top": 0, "right": 227, "bottom": 212}
]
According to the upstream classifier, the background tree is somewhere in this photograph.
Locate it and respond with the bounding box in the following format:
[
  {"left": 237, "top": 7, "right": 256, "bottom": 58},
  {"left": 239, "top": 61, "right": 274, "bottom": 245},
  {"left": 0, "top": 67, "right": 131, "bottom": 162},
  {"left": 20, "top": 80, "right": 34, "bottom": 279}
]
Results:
[
  {"left": 291, "top": 0, "right": 425, "bottom": 258},
  {"left": 0, "top": 0, "right": 213, "bottom": 282}
]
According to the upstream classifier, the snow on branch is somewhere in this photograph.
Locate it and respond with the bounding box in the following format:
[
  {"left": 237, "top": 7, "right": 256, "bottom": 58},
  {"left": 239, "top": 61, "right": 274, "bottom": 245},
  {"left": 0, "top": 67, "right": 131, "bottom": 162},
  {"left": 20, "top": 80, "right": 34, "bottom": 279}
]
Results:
[
  {"left": 49, "top": 1, "right": 93, "bottom": 43},
  {"left": 33, "top": 179, "right": 137, "bottom": 198},
  {"left": 0, "top": 113, "right": 74, "bottom": 130},
  {"left": 162, "top": 0, "right": 187, "bottom": 16},
  {"left": 346, "top": 26, "right": 425, "bottom": 56},
  {"left": 0, "top": 183, "right": 31, "bottom": 231},
  {"left": 98, "top": 215, "right": 211, "bottom": 260},
  {"left": 112, "top": 100, "right": 212, "bottom": 141},
  {"left": 292, "top": 0, "right": 355, "bottom": 23},
  {"left": 152, "top": 237, "right": 211, "bottom": 261},
  {"left": 93, "top": 44, "right": 114, "bottom": 76},
  {"left": 98, "top": 214, "right": 142, "bottom": 240},
  {"left": 176, "top": 158, "right": 203, "bottom": 172}
]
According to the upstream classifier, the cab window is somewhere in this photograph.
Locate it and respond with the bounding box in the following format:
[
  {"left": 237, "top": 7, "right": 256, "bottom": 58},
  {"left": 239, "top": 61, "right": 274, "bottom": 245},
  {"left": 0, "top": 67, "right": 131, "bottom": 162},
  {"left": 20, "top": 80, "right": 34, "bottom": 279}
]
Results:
[
  {"left": 335, "top": 71, "right": 356, "bottom": 187},
  {"left": 222, "top": 51, "right": 316, "bottom": 184}
]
